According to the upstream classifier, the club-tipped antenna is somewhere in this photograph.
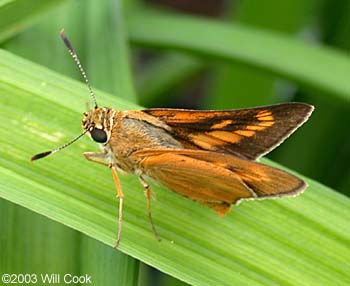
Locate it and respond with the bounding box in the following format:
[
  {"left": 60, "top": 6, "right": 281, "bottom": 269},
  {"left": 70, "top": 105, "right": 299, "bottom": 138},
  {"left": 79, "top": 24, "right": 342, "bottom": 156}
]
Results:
[
  {"left": 60, "top": 28, "right": 98, "bottom": 109},
  {"left": 31, "top": 129, "right": 89, "bottom": 162}
]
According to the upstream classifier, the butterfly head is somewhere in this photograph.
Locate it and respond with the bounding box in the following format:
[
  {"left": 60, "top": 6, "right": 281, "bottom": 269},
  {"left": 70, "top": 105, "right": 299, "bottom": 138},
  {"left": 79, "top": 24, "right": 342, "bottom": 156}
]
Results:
[{"left": 82, "top": 107, "right": 114, "bottom": 144}]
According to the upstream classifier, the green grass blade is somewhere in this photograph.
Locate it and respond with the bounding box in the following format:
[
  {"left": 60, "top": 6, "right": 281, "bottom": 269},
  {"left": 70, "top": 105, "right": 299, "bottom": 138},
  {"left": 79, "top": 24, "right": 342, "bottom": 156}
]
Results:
[
  {"left": 0, "top": 199, "right": 81, "bottom": 274},
  {"left": 0, "top": 0, "right": 67, "bottom": 42},
  {"left": 0, "top": 49, "right": 349, "bottom": 286},
  {"left": 79, "top": 236, "right": 140, "bottom": 286},
  {"left": 128, "top": 9, "right": 350, "bottom": 103}
]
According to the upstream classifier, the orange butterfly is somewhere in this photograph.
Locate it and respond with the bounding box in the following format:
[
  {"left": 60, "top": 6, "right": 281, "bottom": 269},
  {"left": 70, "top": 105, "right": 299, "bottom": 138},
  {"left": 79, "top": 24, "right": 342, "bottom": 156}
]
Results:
[{"left": 32, "top": 30, "right": 313, "bottom": 248}]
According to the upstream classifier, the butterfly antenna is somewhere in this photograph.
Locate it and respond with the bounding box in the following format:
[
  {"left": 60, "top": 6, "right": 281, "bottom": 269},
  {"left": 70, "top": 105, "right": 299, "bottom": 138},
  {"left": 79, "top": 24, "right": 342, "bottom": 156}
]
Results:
[
  {"left": 31, "top": 129, "right": 89, "bottom": 162},
  {"left": 60, "top": 28, "right": 98, "bottom": 109}
]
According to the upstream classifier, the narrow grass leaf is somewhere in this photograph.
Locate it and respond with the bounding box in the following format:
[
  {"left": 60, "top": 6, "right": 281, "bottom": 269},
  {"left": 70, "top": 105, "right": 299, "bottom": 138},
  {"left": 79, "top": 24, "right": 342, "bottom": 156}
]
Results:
[{"left": 128, "top": 9, "right": 350, "bottom": 103}]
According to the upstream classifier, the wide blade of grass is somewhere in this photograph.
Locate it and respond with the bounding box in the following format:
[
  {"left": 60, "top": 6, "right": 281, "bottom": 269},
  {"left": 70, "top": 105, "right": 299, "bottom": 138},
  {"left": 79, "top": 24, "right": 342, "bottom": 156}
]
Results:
[
  {"left": 127, "top": 8, "right": 350, "bottom": 103},
  {"left": 0, "top": 1, "right": 141, "bottom": 284},
  {"left": 0, "top": 49, "right": 349, "bottom": 286}
]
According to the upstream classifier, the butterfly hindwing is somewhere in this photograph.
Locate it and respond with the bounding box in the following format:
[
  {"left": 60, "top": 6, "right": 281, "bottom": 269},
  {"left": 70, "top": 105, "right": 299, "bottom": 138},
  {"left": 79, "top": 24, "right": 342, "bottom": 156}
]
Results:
[{"left": 133, "top": 148, "right": 306, "bottom": 216}]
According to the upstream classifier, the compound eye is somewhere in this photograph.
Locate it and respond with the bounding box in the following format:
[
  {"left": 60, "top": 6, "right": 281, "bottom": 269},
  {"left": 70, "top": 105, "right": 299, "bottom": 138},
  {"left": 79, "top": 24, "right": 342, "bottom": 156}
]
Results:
[{"left": 90, "top": 128, "right": 107, "bottom": 143}]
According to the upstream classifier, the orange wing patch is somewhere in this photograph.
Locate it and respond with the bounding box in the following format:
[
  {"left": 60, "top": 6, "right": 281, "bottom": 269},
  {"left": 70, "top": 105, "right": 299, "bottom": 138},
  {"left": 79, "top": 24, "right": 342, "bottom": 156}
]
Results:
[
  {"left": 259, "top": 115, "right": 274, "bottom": 121},
  {"left": 257, "top": 121, "right": 274, "bottom": 127},
  {"left": 189, "top": 131, "right": 243, "bottom": 149},
  {"left": 207, "top": 131, "right": 242, "bottom": 143},
  {"left": 255, "top": 110, "right": 275, "bottom": 129},
  {"left": 188, "top": 133, "right": 224, "bottom": 150},
  {"left": 246, "top": 125, "right": 266, "bottom": 131},
  {"left": 210, "top": 119, "right": 234, "bottom": 129},
  {"left": 257, "top": 110, "right": 272, "bottom": 116},
  {"left": 234, "top": 130, "right": 256, "bottom": 137},
  {"left": 231, "top": 111, "right": 275, "bottom": 138},
  {"left": 256, "top": 110, "right": 274, "bottom": 121}
]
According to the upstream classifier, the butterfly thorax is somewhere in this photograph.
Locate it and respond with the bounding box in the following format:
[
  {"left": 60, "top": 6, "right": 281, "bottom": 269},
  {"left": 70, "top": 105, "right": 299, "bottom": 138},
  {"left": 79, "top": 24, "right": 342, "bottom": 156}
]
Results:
[{"left": 82, "top": 108, "right": 183, "bottom": 173}]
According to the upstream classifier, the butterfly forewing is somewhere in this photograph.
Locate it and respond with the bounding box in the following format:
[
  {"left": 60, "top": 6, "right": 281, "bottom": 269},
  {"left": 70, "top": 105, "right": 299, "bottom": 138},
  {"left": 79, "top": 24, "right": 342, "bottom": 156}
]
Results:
[{"left": 143, "top": 103, "right": 313, "bottom": 160}]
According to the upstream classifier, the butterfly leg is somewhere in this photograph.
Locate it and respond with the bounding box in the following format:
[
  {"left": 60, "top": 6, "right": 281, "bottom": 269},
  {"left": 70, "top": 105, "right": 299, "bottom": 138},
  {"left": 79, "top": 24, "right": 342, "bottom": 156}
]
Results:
[
  {"left": 139, "top": 177, "right": 161, "bottom": 242},
  {"left": 110, "top": 164, "right": 124, "bottom": 249},
  {"left": 84, "top": 151, "right": 110, "bottom": 166},
  {"left": 84, "top": 152, "right": 124, "bottom": 248}
]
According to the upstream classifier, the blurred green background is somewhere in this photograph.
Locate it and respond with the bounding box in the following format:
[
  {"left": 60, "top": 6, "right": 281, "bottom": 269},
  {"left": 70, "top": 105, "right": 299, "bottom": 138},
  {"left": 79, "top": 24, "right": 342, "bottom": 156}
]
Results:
[{"left": 0, "top": 0, "right": 349, "bottom": 285}]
